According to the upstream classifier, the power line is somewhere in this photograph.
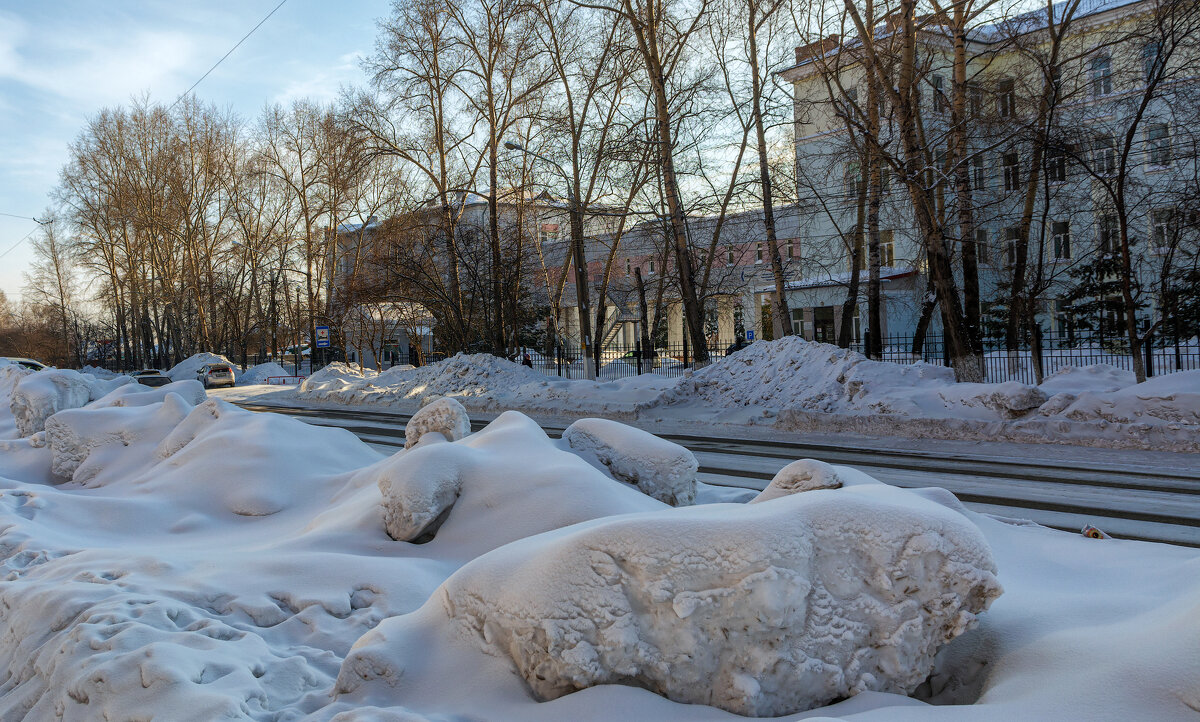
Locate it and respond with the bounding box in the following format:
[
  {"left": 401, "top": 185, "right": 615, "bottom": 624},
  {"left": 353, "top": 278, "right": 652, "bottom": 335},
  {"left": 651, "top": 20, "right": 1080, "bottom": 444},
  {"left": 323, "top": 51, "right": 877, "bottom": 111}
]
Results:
[
  {"left": 168, "top": 0, "right": 289, "bottom": 111},
  {"left": 0, "top": 226, "right": 41, "bottom": 261},
  {"left": 0, "top": 212, "right": 43, "bottom": 222}
]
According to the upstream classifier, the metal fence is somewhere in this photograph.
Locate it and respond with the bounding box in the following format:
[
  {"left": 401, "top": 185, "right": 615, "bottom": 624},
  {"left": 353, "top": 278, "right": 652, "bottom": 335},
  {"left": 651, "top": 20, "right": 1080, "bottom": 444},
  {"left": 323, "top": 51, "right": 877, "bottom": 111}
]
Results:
[{"left": 502, "top": 332, "right": 1199, "bottom": 385}]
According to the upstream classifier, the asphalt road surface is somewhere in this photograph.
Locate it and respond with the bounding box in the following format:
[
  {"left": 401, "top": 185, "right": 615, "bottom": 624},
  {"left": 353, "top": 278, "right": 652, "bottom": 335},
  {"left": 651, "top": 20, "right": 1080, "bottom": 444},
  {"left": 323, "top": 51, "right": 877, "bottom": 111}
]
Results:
[{"left": 235, "top": 400, "right": 1200, "bottom": 548}]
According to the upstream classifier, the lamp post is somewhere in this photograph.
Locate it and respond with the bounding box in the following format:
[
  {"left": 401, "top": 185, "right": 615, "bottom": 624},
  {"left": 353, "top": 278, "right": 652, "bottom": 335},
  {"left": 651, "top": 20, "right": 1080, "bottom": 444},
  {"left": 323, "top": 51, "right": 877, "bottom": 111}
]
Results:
[{"left": 504, "top": 141, "right": 596, "bottom": 380}]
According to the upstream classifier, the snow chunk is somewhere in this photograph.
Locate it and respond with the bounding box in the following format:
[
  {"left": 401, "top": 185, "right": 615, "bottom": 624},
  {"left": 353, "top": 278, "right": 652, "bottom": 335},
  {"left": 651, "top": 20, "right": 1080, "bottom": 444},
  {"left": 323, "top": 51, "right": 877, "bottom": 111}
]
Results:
[
  {"left": 86, "top": 379, "right": 207, "bottom": 409},
  {"left": 166, "top": 352, "right": 234, "bottom": 382},
  {"left": 562, "top": 417, "right": 697, "bottom": 505},
  {"left": 346, "top": 482, "right": 1001, "bottom": 717},
  {"left": 751, "top": 458, "right": 842, "bottom": 502},
  {"left": 372, "top": 442, "right": 470, "bottom": 541},
  {"left": 404, "top": 397, "right": 471, "bottom": 449},
  {"left": 11, "top": 369, "right": 102, "bottom": 436}
]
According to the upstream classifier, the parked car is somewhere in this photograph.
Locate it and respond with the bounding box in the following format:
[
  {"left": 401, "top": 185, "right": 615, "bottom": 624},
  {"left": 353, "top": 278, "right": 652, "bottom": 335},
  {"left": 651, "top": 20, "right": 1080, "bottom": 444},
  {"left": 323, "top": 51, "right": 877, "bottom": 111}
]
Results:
[
  {"left": 0, "top": 357, "right": 48, "bottom": 371},
  {"left": 129, "top": 369, "right": 171, "bottom": 387},
  {"left": 196, "top": 363, "right": 235, "bottom": 389}
]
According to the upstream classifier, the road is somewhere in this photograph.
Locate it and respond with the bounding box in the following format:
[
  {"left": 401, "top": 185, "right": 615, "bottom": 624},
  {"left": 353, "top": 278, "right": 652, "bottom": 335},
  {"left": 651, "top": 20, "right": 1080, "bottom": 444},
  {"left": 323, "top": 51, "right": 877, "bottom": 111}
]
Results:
[{"left": 235, "top": 400, "right": 1200, "bottom": 548}]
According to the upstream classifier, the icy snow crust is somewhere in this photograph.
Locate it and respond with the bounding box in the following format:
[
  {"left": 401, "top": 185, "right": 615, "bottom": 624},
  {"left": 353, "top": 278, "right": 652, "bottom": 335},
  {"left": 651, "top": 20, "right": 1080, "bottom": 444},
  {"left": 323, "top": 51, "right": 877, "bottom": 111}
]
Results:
[
  {"left": 1, "top": 379, "right": 1199, "bottom": 719},
  {"left": 298, "top": 338, "right": 1200, "bottom": 450}
]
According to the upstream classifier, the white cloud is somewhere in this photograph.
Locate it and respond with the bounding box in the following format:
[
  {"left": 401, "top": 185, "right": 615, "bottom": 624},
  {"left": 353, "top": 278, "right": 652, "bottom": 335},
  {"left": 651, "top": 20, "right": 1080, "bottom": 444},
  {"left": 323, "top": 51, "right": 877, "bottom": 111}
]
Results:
[{"left": 271, "top": 51, "right": 366, "bottom": 106}]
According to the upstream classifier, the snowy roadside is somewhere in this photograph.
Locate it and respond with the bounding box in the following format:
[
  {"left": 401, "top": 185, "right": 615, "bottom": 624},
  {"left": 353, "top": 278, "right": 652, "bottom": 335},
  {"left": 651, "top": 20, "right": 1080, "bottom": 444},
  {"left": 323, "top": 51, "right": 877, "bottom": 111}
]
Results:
[
  {"left": 1, "top": 365, "right": 1198, "bottom": 719},
  {"left": 216, "top": 337, "right": 1200, "bottom": 453}
]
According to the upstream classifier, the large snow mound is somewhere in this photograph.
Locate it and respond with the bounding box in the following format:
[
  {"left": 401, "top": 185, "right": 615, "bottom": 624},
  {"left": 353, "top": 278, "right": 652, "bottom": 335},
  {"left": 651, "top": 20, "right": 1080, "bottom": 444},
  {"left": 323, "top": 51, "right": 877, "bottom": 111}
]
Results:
[
  {"left": 166, "top": 352, "right": 234, "bottom": 381},
  {"left": 237, "top": 362, "right": 292, "bottom": 385},
  {"left": 562, "top": 417, "right": 698, "bottom": 505},
  {"left": 340, "top": 479, "right": 1001, "bottom": 717},
  {"left": 10, "top": 368, "right": 133, "bottom": 437},
  {"left": 1036, "top": 368, "right": 1200, "bottom": 426}
]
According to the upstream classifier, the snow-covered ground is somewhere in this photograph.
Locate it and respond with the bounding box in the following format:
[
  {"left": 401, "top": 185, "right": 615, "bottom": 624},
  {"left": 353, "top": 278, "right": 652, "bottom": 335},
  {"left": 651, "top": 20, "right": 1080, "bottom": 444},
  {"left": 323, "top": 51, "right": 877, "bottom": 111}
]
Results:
[
  {"left": 0, "top": 370, "right": 1198, "bottom": 719},
  {"left": 266, "top": 339, "right": 1200, "bottom": 451}
]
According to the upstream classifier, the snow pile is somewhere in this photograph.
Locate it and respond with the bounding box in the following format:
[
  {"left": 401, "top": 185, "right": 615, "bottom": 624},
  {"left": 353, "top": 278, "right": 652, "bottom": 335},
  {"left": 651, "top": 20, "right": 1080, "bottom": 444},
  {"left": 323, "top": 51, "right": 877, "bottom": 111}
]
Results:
[
  {"left": 562, "top": 417, "right": 698, "bottom": 505},
  {"left": 165, "top": 352, "right": 234, "bottom": 381},
  {"left": 237, "top": 362, "right": 292, "bottom": 385},
  {"left": 404, "top": 397, "right": 471, "bottom": 449},
  {"left": 79, "top": 364, "right": 119, "bottom": 379},
  {"left": 9, "top": 368, "right": 132, "bottom": 437},
  {"left": 1037, "top": 369, "right": 1200, "bottom": 427},
  {"left": 300, "top": 353, "right": 674, "bottom": 417},
  {"left": 357, "top": 411, "right": 664, "bottom": 556},
  {"left": 1038, "top": 363, "right": 1136, "bottom": 396},
  {"left": 341, "top": 478, "right": 1001, "bottom": 717}
]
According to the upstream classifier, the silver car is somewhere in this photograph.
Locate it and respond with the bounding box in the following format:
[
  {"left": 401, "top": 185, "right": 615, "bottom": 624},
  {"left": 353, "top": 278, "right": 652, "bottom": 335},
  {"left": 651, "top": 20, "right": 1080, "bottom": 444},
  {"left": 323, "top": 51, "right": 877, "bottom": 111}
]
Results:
[{"left": 196, "top": 363, "right": 235, "bottom": 389}]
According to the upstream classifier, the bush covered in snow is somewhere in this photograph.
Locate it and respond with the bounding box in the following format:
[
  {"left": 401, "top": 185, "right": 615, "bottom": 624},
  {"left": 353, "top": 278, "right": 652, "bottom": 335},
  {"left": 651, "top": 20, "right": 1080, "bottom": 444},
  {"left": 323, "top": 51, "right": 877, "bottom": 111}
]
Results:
[
  {"left": 562, "top": 417, "right": 698, "bottom": 505},
  {"left": 404, "top": 397, "right": 471, "bottom": 449}
]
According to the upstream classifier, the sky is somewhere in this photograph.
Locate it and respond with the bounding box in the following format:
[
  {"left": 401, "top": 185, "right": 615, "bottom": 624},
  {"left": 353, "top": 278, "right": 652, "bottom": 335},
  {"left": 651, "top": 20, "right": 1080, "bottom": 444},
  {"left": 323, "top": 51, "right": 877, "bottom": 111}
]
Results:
[{"left": 0, "top": 0, "right": 385, "bottom": 302}]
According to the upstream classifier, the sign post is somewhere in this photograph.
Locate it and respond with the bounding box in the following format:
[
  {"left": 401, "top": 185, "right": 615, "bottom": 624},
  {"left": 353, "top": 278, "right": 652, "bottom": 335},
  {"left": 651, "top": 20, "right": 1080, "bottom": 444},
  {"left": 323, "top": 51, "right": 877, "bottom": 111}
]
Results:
[
  {"left": 315, "top": 326, "right": 331, "bottom": 349},
  {"left": 746, "top": 330, "right": 755, "bottom": 341}
]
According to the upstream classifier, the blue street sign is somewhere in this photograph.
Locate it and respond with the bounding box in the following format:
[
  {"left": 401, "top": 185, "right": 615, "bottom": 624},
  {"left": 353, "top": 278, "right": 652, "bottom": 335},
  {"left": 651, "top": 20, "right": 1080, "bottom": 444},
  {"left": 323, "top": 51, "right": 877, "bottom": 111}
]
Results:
[
  {"left": 315, "top": 325, "right": 331, "bottom": 348},
  {"left": 746, "top": 330, "right": 755, "bottom": 340}
]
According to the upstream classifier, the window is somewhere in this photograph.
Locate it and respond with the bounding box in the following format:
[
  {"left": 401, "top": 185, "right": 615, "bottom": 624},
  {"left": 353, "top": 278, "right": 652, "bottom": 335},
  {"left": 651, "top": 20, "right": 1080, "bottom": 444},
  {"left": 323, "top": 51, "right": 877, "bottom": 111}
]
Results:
[
  {"left": 726, "top": 248, "right": 734, "bottom": 266},
  {"left": 1002, "top": 152, "right": 1020, "bottom": 192},
  {"left": 932, "top": 74, "right": 947, "bottom": 114},
  {"left": 1148, "top": 123, "right": 1171, "bottom": 166},
  {"left": 1004, "top": 227, "right": 1021, "bottom": 266},
  {"left": 1052, "top": 220, "right": 1071, "bottom": 260},
  {"left": 785, "top": 238, "right": 797, "bottom": 260},
  {"left": 844, "top": 162, "right": 862, "bottom": 194},
  {"left": 538, "top": 222, "right": 560, "bottom": 245},
  {"left": 1097, "top": 214, "right": 1117, "bottom": 253},
  {"left": 1091, "top": 56, "right": 1112, "bottom": 97},
  {"left": 1046, "top": 146, "right": 1067, "bottom": 182},
  {"left": 648, "top": 259, "right": 655, "bottom": 274},
  {"left": 625, "top": 258, "right": 632, "bottom": 276},
  {"left": 971, "top": 154, "right": 986, "bottom": 191},
  {"left": 998, "top": 79, "right": 1015, "bottom": 118},
  {"left": 1143, "top": 41, "right": 1162, "bottom": 82},
  {"left": 880, "top": 230, "right": 895, "bottom": 267},
  {"left": 968, "top": 83, "right": 984, "bottom": 117},
  {"left": 1095, "top": 134, "right": 1116, "bottom": 176},
  {"left": 1151, "top": 209, "right": 1175, "bottom": 253},
  {"left": 755, "top": 242, "right": 763, "bottom": 263},
  {"left": 1052, "top": 297, "right": 1071, "bottom": 336},
  {"left": 790, "top": 308, "right": 804, "bottom": 336},
  {"left": 839, "top": 88, "right": 860, "bottom": 120},
  {"left": 974, "top": 228, "right": 990, "bottom": 265}
]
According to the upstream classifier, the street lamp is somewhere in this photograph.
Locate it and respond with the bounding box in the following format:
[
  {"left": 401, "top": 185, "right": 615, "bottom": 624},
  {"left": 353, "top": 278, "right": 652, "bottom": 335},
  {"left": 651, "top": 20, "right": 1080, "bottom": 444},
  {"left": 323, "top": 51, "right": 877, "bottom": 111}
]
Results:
[{"left": 504, "top": 141, "right": 596, "bottom": 381}]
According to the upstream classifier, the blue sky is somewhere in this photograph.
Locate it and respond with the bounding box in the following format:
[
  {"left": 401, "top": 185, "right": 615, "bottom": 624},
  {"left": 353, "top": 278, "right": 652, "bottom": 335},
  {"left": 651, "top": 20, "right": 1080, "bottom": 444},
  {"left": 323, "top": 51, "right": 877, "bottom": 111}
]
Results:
[{"left": 0, "top": 0, "right": 385, "bottom": 302}]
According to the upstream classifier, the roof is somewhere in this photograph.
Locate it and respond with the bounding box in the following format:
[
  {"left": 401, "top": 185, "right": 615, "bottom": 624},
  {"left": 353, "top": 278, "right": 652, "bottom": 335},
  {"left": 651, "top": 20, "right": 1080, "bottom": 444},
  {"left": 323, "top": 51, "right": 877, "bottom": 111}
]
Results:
[{"left": 767, "top": 267, "right": 916, "bottom": 292}]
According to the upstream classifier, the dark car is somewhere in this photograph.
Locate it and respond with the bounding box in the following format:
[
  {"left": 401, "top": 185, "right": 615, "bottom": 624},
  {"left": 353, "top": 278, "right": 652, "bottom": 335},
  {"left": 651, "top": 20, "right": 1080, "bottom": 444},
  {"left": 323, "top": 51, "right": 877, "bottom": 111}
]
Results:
[
  {"left": 725, "top": 337, "right": 752, "bottom": 355},
  {"left": 130, "top": 369, "right": 172, "bottom": 387}
]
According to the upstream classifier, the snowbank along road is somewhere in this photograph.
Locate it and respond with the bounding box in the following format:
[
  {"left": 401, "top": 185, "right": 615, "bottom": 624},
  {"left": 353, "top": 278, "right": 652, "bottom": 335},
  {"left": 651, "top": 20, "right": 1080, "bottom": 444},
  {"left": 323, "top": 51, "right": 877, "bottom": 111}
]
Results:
[{"left": 235, "top": 400, "right": 1200, "bottom": 548}]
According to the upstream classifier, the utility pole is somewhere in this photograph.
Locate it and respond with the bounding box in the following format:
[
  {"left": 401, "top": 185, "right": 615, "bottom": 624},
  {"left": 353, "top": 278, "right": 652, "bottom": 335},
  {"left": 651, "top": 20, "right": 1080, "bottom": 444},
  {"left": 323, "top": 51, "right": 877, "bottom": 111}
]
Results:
[{"left": 504, "top": 141, "right": 595, "bottom": 380}]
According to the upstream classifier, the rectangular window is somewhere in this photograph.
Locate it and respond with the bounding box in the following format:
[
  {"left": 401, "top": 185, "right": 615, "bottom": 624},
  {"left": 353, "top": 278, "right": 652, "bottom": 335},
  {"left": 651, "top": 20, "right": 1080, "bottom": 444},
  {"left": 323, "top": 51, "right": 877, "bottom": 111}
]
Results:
[
  {"left": 1097, "top": 214, "right": 1117, "bottom": 253},
  {"left": 755, "top": 242, "right": 763, "bottom": 263},
  {"left": 975, "top": 228, "right": 990, "bottom": 265},
  {"left": 790, "top": 308, "right": 804, "bottom": 336},
  {"left": 1052, "top": 220, "right": 1071, "bottom": 260},
  {"left": 1002, "top": 152, "right": 1020, "bottom": 191},
  {"left": 971, "top": 154, "right": 986, "bottom": 191},
  {"left": 625, "top": 258, "right": 632, "bottom": 276},
  {"left": 1005, "top": 227, "right": 1021, "bottom": 266},
  {"left": 840, "top": 87, "right": 860, "bottom": 120},
  {"left": 786, "top": 238, "right": 797, "bottom": 259},
  {"left": 726, "top": 248, "right": 734, "bottom": 266},
  {"left": 1143, "top": 41, "right": 1161, "bottom": 82},
  {"left": 932, "top": 74, "right": 947, "bottom": 114},
  {"left": 1095, "top": 134, "right": 1117, "bottom": 175},
  {"left": 998, "top": 79, "right": 1015, "bottom": 118},
  {"left": 879, "top": 164, "right": 892, "bottom": 192},
  {"left": 879, "top": 230, "right": 895, "bottom": 267},
  {"left": 1046, "top": 146, "right": 1067, "bottom": 182},
  {"left": 1151, "top": 209, "right": 1175, "bottom": 252},
  {"left": 648, "top": 259, "right": 655, "bottom": 274},
  {"left": 968, "top": 83, "right": 983, "bottom": 117},
  {"left": 1091, "top": 56, "right": 1113, "bottom": 97},
  {"left": 1148, "top": 123, "right": 1171, "bottom": 166}
]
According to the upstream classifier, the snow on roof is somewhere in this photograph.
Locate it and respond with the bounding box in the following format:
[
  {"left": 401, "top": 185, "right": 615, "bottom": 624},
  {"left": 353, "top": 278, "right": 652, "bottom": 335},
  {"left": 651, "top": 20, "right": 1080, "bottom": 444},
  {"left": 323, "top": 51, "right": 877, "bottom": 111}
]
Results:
[{"left": 770, "top": 267, "right": 916, "bottom": 292}]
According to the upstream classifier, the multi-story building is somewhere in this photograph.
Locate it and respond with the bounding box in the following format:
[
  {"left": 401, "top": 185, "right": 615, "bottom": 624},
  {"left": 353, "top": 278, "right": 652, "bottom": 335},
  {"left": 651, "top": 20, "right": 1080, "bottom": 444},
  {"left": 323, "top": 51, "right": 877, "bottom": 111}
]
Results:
[{"left": 779, "top": 0, "right": 1198, "bottom": 344}]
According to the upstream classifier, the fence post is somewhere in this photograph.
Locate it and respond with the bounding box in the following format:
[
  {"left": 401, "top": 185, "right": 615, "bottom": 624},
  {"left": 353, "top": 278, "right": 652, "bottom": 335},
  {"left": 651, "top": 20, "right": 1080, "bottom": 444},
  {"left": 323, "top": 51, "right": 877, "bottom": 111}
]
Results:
[
  {"left": 1033, "top": 324, "right": 1045, "bottom": 382},
  {"left": 683, "top": 330, "right": 690, "bottom": 368},
  {"left": 941, "top": 334, "right": 950, "bottom": 368},
  {"left": 635, "top": 338, "right": 643, "bottom": 375},
  {"left": 1144, "top": 330, "right": 1154, "bottom": 378}
]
